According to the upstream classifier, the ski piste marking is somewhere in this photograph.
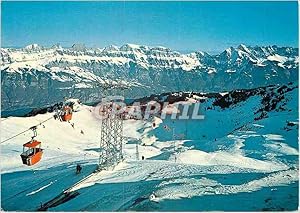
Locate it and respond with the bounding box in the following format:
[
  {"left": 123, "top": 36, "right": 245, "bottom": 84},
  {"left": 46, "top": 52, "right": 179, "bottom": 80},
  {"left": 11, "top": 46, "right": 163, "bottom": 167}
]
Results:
[
  {"left": 36, "top": 162, "right": 115, "bottom": 210},
  {"left": 2, "top": 174, "right": 63, "bottom": 203},
  {"left": 76, "top": 162, "right": 174, "bottom": 211},
  {"left": 37, "top": 158, "right": 125, "bottom": 211},
  {"left": 2, "top": 160, "right": 94, "bottom": 201}
]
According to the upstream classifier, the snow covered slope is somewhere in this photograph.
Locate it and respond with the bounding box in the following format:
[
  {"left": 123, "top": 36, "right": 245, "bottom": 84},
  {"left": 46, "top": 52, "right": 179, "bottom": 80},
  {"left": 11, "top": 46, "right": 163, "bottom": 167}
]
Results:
[
  {"left": 1, "top": 83, "right": 298, "bottom": 211},
  {"left": 1, "top": 44, "right": 298, "bottom": 112}
]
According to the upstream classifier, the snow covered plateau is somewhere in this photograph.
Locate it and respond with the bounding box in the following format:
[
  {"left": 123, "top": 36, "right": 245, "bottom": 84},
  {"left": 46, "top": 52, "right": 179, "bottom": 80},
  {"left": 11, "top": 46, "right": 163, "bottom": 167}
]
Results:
[{"left": 1, "top": 80, "right": 298, "bottom": 211}]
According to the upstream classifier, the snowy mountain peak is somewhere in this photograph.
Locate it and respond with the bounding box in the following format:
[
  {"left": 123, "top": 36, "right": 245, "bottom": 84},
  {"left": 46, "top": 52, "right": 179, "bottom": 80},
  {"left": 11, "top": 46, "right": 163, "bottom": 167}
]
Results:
[
  {"left": 237, "top": 44, "right": 251, "bottom": 52},
  {"left": 224, "top": 47, "right": 234, "bottom": 56},
  {"left": 103, "top": 44, "right": 119, "bottom": 52},
  {"left": 51, "top": 44, "right": 63, "bottom": 50},
  {"left": 71, "top": 43, "right": 86, "bottom": 51},
  {"left": 150, "top": 45, "right": 171, "bottom": 52},
  {"left": 238, "top": 44, "right": 252, "bottom": 55},
  {"left": 120, "top": 43, "right": 142, "bottom": 51},
  {"left": 24, "top": 43, "right": 42, "bottom": 51}
]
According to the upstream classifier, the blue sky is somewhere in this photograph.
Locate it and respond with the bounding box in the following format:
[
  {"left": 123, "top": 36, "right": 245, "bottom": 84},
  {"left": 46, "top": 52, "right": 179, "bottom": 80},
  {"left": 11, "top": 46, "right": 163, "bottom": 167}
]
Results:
[{"left": 1, "top": 1, "right": 298, "bottom": 52}]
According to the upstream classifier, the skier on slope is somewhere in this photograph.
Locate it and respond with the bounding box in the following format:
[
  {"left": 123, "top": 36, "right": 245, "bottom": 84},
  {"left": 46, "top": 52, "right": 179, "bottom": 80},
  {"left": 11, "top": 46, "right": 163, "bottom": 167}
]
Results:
[{"left": 76, "top": 164, "right": 82, "bottom": 174}]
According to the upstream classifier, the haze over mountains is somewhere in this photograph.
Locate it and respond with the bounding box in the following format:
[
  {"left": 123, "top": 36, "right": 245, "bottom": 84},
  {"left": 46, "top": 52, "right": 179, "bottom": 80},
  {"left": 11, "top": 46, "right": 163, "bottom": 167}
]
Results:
[{"left": 1, "top": 43, "right": 298, "bottom": 112}]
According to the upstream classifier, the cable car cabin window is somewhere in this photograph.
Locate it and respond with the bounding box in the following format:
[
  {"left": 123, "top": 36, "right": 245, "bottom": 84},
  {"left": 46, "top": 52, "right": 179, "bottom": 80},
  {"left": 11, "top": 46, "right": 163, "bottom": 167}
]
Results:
[
  {"left": 22, "top": 147, "right": 34, "bottom": 156},
  {"left": 63, "top": 106, "right": 72, "bottom": 114},
  {"left": 22, "top": 144, "right": 41, "bottom": 157}
]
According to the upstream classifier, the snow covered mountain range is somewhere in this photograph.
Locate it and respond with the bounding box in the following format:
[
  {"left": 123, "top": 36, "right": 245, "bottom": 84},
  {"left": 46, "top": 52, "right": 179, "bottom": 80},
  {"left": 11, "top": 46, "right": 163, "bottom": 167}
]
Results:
[{"left": 1, "top": 43, "right": 298, "bottom": 112}]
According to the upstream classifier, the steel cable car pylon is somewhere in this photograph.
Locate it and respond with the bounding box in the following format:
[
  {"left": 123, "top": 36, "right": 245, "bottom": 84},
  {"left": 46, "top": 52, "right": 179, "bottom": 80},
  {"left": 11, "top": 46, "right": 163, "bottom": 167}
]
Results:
[{"left": 97, "top": 82, "right": 126, "bottom": 170}]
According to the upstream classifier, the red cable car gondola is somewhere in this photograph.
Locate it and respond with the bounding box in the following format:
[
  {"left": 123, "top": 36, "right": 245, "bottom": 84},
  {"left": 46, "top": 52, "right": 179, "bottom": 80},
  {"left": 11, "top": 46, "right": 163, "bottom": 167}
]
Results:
[
  {"left": 20, "top": 127, "right": 43, "bottom": 166},
  {"left": 61, "top": 106, "right": 73, "bottom": 122},
  {"left": 20, "top": 140, "right": 43, "bottom": 166}
]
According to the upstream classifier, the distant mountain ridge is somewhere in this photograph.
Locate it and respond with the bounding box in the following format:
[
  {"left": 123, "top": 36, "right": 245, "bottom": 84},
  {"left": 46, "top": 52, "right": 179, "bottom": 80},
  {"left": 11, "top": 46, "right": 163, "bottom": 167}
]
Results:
[{"left": 1, "top": 43, "right": 298, "bottom": 111}]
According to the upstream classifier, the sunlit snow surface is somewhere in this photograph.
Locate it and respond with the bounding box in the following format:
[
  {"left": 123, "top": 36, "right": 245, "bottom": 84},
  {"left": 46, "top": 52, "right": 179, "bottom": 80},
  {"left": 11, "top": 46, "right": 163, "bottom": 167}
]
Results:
[{"left": 1, "top": 86, "right": 298, "bottom": 211}]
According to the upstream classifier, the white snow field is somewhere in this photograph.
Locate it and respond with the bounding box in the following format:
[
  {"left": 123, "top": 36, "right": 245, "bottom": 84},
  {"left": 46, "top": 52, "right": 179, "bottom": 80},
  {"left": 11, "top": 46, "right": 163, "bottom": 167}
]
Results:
[{"left": 1, "top": 84, "right": 298, "bottom": 211}]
